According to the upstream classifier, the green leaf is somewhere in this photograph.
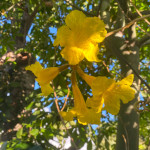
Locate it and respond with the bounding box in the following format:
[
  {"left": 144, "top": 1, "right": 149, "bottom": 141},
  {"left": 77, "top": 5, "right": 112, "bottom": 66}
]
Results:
[
  {"left": 16, "top": 128, "right": 23, "bottom": 139},
  {"left": 15, "top": 143, "right": 29, "bottom": 149},
  {"left": 26, "top": 101, "right": 34, "bottom": 110},
  {"left": 30, "top": 129, "right": 39, "bottom": 137}
]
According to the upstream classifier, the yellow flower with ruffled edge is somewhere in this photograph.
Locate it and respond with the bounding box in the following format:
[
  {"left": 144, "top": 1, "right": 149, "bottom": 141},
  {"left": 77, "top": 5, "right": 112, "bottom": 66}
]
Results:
[
  {"left": 77, "top": 66, "right": 135, "bottom": 115},
  {"left": 60, "top": 70, "right": 102, "bottom": 125},
  {"left": 25, "top": 62, "right": 68, "bottom": 96},
  {"left": 54, "top": 10, "right": 107, "bottom": 65}
]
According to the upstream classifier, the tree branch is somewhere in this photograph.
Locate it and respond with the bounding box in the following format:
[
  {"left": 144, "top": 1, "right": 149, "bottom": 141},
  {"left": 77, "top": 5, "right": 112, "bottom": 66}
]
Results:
[
  {"left": 137, "top": 34, "right": 150, "bottom": 47},
  {"left": 52, "top": 85, "right": 78, "bottom": 150},
  {"left": 106, "top": 14, "right": 150, "bottom": 37},
  {"left": 131, "top": 10, "right": 150, "bottom": 19},
  {"left": 105, "top": 36, "right": 150, "bottom": 90},
  {"left": 129, "top": 0, "right": 150, "bottom": 25},
  {"left": 64, "top": 0, "right": 95, "bottom": 16},
  {"left": 96, "top": 0, "right": 102, "bottom": 17},
  {"left": 61, "top": 85, "right": 70, "bottom": 111}
]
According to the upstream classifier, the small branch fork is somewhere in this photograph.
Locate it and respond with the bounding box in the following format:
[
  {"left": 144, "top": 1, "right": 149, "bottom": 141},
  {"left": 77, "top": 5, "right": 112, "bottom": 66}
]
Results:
[
  {"left": 129, "top": 0, "right": 150, "bottom": 26},
  {"left": 105, "top": 1, "right": 150, "bottom": 90},
  {"left": 52, "top": 85, "right": 78, "bottom": 150},
  {"left": 61, "top": 85, "right": 70, "bottom": 111},
  {"left": 106, "top": 14, "right": 150, "bottom": 37},
  {"left": 134, "top": 100, "right": 150, "bottom": 113}
]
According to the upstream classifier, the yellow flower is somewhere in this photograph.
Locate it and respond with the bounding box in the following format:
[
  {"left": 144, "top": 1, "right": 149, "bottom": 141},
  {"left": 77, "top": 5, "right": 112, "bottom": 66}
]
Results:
[
  {"left": 25, "top": 62, "right": 68, "bottom": 96},
  {"left": 77, "top": 67, "right": 135, "bottom": 115},
  {"left": 54, "top": 10, "right": 107, "bottom": 65},
  {"left": 1, "top": 9, "right": 5, "bottom": 15},
  {"left": 60, "top": 71, "right": 101, "bottom": 125}
]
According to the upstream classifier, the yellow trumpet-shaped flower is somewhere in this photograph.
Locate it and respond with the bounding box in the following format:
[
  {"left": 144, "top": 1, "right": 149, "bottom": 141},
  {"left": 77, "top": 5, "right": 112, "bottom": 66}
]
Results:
[
  {"left": 77, "top": 67, "right": 135, "bottom": 115},
  {"left": 54, "top": 10, "right": 107, "bottom": 65},
  {"left": 60, "top": 71, "right": 102, "bottom": 125},
  {"left": 25, "top": 62, "right": 68, "bottom": 96}
]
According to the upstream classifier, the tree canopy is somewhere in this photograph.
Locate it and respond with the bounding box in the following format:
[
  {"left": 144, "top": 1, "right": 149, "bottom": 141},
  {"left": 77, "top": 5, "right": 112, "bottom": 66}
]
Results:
[{"left": 0, "top": 0, "right": 150, "bottom": 150}]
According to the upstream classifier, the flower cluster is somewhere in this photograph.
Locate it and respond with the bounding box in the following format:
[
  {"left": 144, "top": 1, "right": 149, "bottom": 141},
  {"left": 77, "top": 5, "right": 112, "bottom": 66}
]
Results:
[
  {"left": 54, "top": 10, "right": 107, "bottom": 65},
  {"left": 26, "top": 10, "right": 135, "bottom": 125}
]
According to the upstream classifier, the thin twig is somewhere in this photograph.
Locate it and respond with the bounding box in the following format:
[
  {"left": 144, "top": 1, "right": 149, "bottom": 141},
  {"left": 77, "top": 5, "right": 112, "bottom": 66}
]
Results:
[
  {"left": 136, "top": 24, "right": 150, "bottom": 37},
  {"left": 130, "top": 0, "right": 150, "bottom": 25},
  {"left": 64, "top": 0, "right": 95, "bottom": 16},
  {"left": 114, "top": 0, "right": 150, "bottom": 38},
  {"left": 1, "top": 4, "right": 15, "bottom": 15},
  {"left": 119, "top": 116, "right": 129, "bottom": 150},
  {"left": 96, "top": 0, "right": 102, "bottom": 17},
  {"left": 53, "top": 85, "right": 78, "bottom": 150},
  {"left": 106, "top": 14, "right": 150, "bottom": 37},
  {"left": 61, "top": 85, "right": 70, "bottom": 111},
  {"left": 102, "top": 61, "right": 110, "bottom": 73},
  {"left": 105, "top": 38, "right": 150, "bottom": 90},
  {"left": 106, "top": 1, "right": 150, "bottom": 89}
]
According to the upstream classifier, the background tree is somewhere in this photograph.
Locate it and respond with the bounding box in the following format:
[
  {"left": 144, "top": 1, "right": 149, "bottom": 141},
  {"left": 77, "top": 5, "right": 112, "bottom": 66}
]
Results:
[{"left": 0, "top": 0, "right": 150, "bottom": 149}]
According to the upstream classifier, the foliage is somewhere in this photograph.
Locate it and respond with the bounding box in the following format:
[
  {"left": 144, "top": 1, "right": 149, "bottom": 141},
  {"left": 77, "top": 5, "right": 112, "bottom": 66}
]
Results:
[{"left": 0, "top": 0, "right": 150, "bottom": 149}]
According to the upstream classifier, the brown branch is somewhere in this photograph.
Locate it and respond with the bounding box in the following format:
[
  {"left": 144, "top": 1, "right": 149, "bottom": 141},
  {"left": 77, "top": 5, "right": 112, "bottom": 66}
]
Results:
[
  {"left": 136, "top": 24, "right": 150, "bottom": 37},
  {"left": 61, "top": 85, "right": 70, "bottom": 111},
  {"left": 53, "top": 86, "right": 78, "bottom": 150},
  {"left": 130, "top": 0, "right": 150, "bottom": 25},
  {"left": 1, "top": 0, "right": 25, "bottom": 15},
  {"left": 102, "top": 61, "right": 110, "bottom": 73},
  {"left": 105, "top": 2, "right": 150, "bottom": 89},
  {"left": 96, "top": 0, "right": 102, "bottom": 17},
  {"left": 119, "top": 116, "right": 129, "bottom": 150},
  {"left": 52, "top": 85, "right": 60, "bottom": 112},
  {"left": 132, "top": 10, "right": 150, "bottom": 19},
  {"left": 106, "top": 14, "right": 150, "bottom": 37},
  {"left": 113, "top": 0, "right": 150, "bottom": 47},
  {"left": 64, "top": 0, "right": 95, "bottom": 16},
  {"left": 115, "top": 0, "right": 150, "bottom": 38},
  {"left": 105, "top": 37, "right": 150, "bottom": 90},
  {"left": 2, "top": 4, "right": 15, "bottom": 15},
  {"left": 138, "top": 33, "right": 150, "bottom": 47}
]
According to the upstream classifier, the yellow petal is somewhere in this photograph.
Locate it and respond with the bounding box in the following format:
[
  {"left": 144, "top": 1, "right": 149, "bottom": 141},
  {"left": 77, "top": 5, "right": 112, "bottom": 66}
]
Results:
[
  {"left": 40, "top": 83, "right": 53, "bottom": 96},
  {"left": 71, "top": 71, "right": 101, "bottom": 125},
  {"left": 103, "top": 91, "right": 121, "bottom": 115},
  {"left": 26, "top": 62, "right": 63, "bottom": 96},
  {"left": 71, "top": 71, "right": 87, "bottom": 112},
  {"left": 88, "top": 75, "right": 135, "bottom": 115},
  {"left": 61, "top": 47, "right": 84, "bottom": 65},
  {"left": 25, "top": 61, "right": 43, "bottom": 76},
  {"left": 103, "top": 79, "right": 135, "bottom": 114},
  {"left": 78, "top": 109, "right": 101, "bottom": 125},
  {"left": 117, "top": 74, "right": 134, "bottom": 86},
  {"left": 65, "top": 10, "right": 86, "bottom": 31},
  {"left": 116, "top": 85, "right": 135, "bottom": 104},
  {"left": 59, "top": 110, "right": 76, "bottom": 121},
  {"left": 92, "top": 76, "right": 115, "bottom": 96},
  {"left": 53, "top": 25, "right": 71, "bottom": 47},
  {"left": 54, "top": 10, "right": 107, "bottom": 65},
  {"left": 83, "top": 17, "right": 107, "bottom": 43},
  {"left": 76, "top": 66, "right": 96, "bottom": 87},
  {"left": 83, "top": 43, "right": 100, "bottom": 62},
  {"left": 86, "top": 96, "right": 104, "bottom": 113},
  {"left": 36, "top": 67, "right": 59, "bottom": 85},
  {"left": 60, "top": 71, "right": 102, "bottom": 125},
  {"left": 36, "top": 67, "right": 60, "bottom": 96}
]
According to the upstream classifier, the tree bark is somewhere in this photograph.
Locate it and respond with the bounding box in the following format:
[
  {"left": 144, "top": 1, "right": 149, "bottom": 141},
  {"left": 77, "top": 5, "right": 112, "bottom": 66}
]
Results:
[
  {"left": 116, "top": 23, "right": 140, "bottom": 150},
  {"left": 105, "top": 23, "right": 140, "bottom": 150},
  {"left": 0, "top": 4, "right": 37, "bottom": 141},
  {"left": 104, "top": 0, "right": 140, "bottom": 149}
]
